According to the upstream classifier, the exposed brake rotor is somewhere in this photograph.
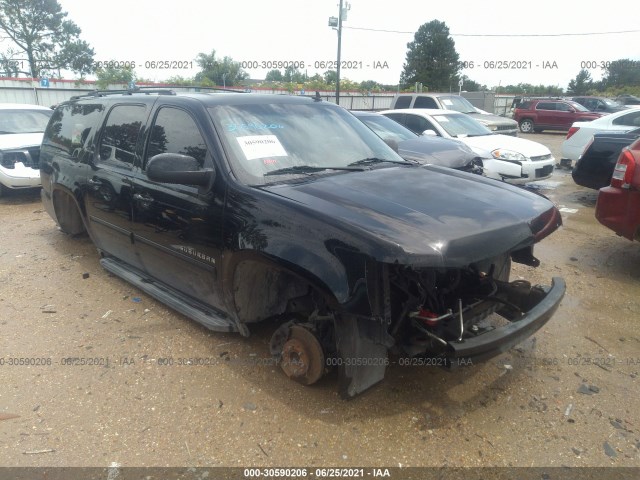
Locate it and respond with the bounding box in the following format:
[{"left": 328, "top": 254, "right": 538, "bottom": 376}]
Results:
[{"left": 280, "top": 325, "right": 325, "bottom": 385}]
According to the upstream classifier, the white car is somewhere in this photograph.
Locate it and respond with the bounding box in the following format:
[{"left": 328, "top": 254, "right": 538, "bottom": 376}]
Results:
[
  {"left": 380, "top": 109, "right": 555, "bottom": 184},
  {"left": 561, "top": 107, "right": 640, "bottom": 163},
  {"left": 0, "top": 103, "right": 53, "bottom": 196}
]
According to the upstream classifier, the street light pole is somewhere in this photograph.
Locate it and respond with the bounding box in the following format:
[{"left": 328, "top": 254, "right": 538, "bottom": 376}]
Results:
[{"left": 336, "top": 0, "right": 343, "bottom": 105}]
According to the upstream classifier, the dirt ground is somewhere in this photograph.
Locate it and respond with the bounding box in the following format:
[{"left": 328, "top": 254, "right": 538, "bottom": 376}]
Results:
[{"left": 0, "top": 132, "right": 639, "bottom": 470}]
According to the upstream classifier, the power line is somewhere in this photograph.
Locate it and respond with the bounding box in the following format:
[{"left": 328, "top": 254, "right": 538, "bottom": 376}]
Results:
[{"left": 343, "top": 26, "right": 640, "bottom": 37}]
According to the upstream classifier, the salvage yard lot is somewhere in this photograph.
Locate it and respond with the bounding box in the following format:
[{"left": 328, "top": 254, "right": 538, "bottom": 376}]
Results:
[{"left": 0, "top": 133, "right": 639, "bottom": 468}]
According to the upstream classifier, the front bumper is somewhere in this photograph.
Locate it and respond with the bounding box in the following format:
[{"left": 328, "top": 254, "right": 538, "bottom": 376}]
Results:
[
  {"left": 0, "top": 163, "right": 41, "bottom": 189},
  {"left": 445, "top": 277, "right": 565, "bottom": 365}
]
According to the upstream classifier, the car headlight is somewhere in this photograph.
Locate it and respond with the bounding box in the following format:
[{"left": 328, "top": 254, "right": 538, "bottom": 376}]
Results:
[{"left": 492, "top": 149, "right": 527, "bottom": 162}]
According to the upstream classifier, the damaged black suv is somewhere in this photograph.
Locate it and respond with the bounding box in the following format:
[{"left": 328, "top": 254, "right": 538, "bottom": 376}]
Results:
[{"left": 40, "top": 89, "right": 565, "bottom": 398}]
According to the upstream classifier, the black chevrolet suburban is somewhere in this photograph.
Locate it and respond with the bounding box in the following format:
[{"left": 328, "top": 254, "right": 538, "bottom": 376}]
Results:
[{"left": 40, "top": 89, "right": 565, "bottom": 397}]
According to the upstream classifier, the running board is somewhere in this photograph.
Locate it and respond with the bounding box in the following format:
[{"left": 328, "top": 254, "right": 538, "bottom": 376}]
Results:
[{"left": 100, "top": 257, "right": 237, "bottom": 333}]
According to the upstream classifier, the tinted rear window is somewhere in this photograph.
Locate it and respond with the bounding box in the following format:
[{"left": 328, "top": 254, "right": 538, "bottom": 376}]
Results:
[{"left": 394, "top": 96, "right": 412, "bottom": 108}]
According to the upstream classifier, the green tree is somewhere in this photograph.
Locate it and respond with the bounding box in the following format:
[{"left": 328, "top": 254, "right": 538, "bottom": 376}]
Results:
[
  {"left": 95, "top": 65, "right": 134, "bottom": 89},
  {"left": 0, "top": 0, "right": 94, "bottom": 78},
  {"left": 567, "top": 69, "right": 593, "bottom": 95},
  {"left": 400, "top": 20, "right": 460, "bottom": 91},
  {"left": 323, "top": 70, "right": 337, "bottom": 85},
  {"left": 283, "top": 65, "right": 305, "bottom": 83},
  {"left": 194, "top": 50, "right": 248, "bottom": 87},
  {"left": 601, "top": 59, "right": 640, "bottom": 89},
  {"left": 359, "top": 80, "right": 383, "bottom": 93},
  {"left": 265, "top": 69, "right": 283, "bottom": 81}
]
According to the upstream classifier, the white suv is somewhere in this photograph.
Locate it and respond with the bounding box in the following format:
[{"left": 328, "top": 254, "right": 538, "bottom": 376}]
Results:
[{"left": 0, "top": 103, "right": 53, "bottom": 196}]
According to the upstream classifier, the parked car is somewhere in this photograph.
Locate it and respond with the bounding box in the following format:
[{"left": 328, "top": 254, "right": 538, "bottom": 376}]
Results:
[
  {"left": 380, "top": 109, "right": 556, "bottom": 184},
  {"left": 561, "top": 107, "right": 640, "bottom": 163},
  {"left": 572, "top": 128, "right": 640, "bottom": 190},
  {"left": 390, "top": 93, "right": 518, "bottom": 136},
  {"left": 616, "top": 94, "right": 640, "bottom": 106},
  {"left": 0, "top": 103, "right": 53, "bottom": 196},
  {"left": 351, "top": 111, "right": 481, "bottom": 173},
  {"left": 40, "top": 90, "right": 565, "bottom": 398},
  {"left": 570, "top": 96, "right": 628, "bottom": 113},
  {"left": 595, "top": 138, "right": 640, "bottom": 241},
  {"left": 513, "top": 98, "right": 605, "bottom": 133}
]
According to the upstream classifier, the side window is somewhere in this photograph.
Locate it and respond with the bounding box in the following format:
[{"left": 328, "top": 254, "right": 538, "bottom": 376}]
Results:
[
  {"left": 98, "top": 105, "right": 146, "bottom": 168},
  {"left": 383, "top": 113, "right": 405, "bottom": 126},
  {"left": 144, "top": 107, "right": 207, "bottom": 169},
  {"left": 612, "top": 111, "right": 640, "bottom": 127},
  {"left": 43, "top": 103, "right": 104, "bottom": 158},
  {"left": 556, "top": 103, "right": 572, "bottom": 112},
  {"left": 414, "top": 96, "right": 438, "bottom": 108},
  {"left": 405, "top": 115, "right": 435, "bottom": 135},
  {"left": 394, "top": 96, "right": 412, "bottom": 108},
  {"left": 536, "top": 102, "right": 556, "bottom": 110}
]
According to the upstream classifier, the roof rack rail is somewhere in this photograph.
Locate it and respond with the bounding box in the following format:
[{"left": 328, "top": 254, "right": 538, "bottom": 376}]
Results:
[{"left": 70, "top": 87, "right": 176, "bottom": 100}]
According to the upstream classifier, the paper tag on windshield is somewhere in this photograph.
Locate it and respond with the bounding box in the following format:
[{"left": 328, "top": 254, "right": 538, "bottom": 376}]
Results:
[
  {"left": 441, "top": 99, "right": 453, "bottom": 106},
  {"left": 237, "top": 135, "right": 288, "bottom": 160}
]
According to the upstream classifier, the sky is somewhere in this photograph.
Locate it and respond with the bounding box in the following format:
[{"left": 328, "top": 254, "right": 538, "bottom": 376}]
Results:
[{"left": 48, "top": 0, "right": 640, "bottom": 91}]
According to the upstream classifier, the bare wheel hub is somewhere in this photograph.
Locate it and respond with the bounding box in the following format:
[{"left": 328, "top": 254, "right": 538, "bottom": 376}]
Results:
[{"left": 280, "top": 326, "right": 325, "bottom": 385}]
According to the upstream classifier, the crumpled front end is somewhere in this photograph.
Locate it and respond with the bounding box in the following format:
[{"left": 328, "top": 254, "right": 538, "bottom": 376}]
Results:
[
  {"left": 0, "top": 147, "right": 42, "bottom": 189},
  {"left": 335, "top": 254, "right": 565, "bottom": 398}
]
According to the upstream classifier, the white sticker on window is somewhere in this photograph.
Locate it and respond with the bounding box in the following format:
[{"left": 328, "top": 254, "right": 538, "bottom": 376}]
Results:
[
  {"left": 237, "top": 135, "right": 288, "bottom": 160},
  {"left": 441, "top": 99, "right": 453, "bottom": 105}
]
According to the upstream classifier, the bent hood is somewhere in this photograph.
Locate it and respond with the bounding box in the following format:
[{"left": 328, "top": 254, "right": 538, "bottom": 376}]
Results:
[
  {"left": 397, "top": 136, "right": 477, "bottom": 168},
  {"left": 265, "top": 165, "right": 559, "bottom": 267},
  {"left": 460, "top": 134, "right": 552, "bottom": 159}
]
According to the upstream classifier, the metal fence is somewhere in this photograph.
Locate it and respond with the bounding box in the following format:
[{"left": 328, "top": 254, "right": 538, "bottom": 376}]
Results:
[{"left": 0, "top": 78, "right": 517, "bottom": 116}]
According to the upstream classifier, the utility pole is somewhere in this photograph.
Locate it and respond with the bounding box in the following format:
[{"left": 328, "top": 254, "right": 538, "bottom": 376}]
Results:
[{"left": 329, "top": 1, "right": 350, "bottom": 105}]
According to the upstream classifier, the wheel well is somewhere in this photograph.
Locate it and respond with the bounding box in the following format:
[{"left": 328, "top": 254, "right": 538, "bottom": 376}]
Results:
[
  {"left": 519, "top": 118, "right": 534, "bottom": 124},
  {"left": 231, "top": 259, "right": 332, "bottom": 324},
  {"left": 52, "top": 189, "right": 86, "bottom": 236}
]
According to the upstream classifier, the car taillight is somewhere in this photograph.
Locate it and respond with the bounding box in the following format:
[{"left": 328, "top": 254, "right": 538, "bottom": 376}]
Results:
[
  {"left": 566, "top": 127, "right": 580, "bottom": 140},
  {"left": 611, "top": 149, "right": 637, "bottom": 188}
]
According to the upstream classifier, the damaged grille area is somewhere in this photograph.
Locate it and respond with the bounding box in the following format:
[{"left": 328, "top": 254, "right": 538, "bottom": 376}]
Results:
[
  {"left": 0, "top": 148, "right": 41, "bottom": 169},
  {"left": 386, "top": 256, "right": 531, "bottom": 358}
]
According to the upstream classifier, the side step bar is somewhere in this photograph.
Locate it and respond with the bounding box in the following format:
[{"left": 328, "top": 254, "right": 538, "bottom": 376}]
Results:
[{"left": 100, "top": 257, "right": 237, "bottom": 333}]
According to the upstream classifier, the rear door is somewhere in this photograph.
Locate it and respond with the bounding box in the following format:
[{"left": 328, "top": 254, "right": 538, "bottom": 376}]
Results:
[
  {"left": 534, "top": 101, "right": 557, "bottom": 128},
  {"left": 130, "top": 101, "right": 227, "bottom": 311},
  {"left": 84, "top": 101, "right": 153, "bottom": 269}
]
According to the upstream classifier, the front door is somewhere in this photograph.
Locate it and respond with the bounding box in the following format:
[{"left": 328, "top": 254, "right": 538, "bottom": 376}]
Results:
[{"left": 131, "top": 104, "right": 227, "bottom": 311}]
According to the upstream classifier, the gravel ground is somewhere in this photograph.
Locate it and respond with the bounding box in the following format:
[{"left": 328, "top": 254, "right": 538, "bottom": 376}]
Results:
[{"left": 0, "top": 132, "right": 638, "bottom": 470}]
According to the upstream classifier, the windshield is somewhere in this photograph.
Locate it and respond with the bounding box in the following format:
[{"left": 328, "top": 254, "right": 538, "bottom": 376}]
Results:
[
  {"left": 436, "top": 96, "right": 477, "bottom": 114},
  {"left": 209, "top": 102, "right": 406, "bottom": 185},
  {"left": 0, "top": 109, "right": 52, "bottom": 134},
  {"left": 356, "top": 114, "right": 418, "bottom": 143},
  {"left": 431, "top": 113, "right": 492, "bottom": 137}
]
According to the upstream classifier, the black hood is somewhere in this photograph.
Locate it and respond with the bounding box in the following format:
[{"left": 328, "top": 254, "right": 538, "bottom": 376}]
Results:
[{"left": 264, "top": 165, "right": 557, "bottom": 267}]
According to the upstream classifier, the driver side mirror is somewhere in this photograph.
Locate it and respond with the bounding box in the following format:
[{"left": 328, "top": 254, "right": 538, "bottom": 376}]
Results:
[
  {"left": 147, "top": 153, "right": 214, "bottom": 186},
  {"left": 422, "top": 129, "right": 437, "bottom": 136}
]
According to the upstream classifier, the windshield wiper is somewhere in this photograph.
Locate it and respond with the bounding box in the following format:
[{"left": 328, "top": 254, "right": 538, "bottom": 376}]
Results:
[
  {"left": 264, "top": 165, "right": 364, "bottom": 176},
  {"left": 348, "top": 157, "right": 408, "bottom": 167}
]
